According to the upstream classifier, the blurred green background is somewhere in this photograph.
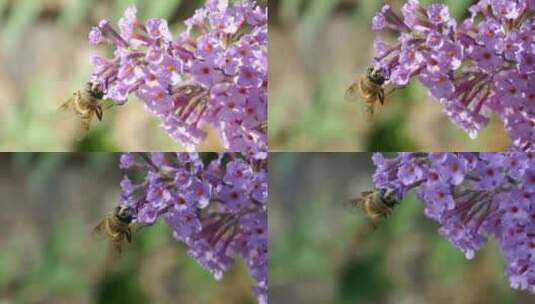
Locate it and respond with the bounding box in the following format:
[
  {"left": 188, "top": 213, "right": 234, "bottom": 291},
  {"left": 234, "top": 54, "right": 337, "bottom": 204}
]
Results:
[
  {"left": 0, "top": 0, "right": 228, "bottom": 152},
  {"left": 268, "top": 0, "right": 511, "bottom": 152},
  {"left": 269, "top": 153, "right": 535, "bottom": 304},
  {"left": 0, "top": 153, "right": 255, "bottom": 304}
]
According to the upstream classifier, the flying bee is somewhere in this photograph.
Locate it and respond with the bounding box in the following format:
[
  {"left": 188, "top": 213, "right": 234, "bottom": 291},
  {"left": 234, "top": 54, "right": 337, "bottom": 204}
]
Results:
[
  {"left": 345, "top": 66, "right": 389, "bottom": 118},
  {"left": 92, "top": 205, "right": 137, "bottom": 257},
  {"left": 59, "top": 82, "right": 106, "bottom": 134},
  {"left": 348, "top": 188, "right": 399, "bottom": 229}
]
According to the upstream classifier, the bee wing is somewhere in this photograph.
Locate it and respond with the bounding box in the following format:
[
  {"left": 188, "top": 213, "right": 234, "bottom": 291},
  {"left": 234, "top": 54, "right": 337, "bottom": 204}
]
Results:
[
  {"left": 57, "top": 92, "right": 94, "bottom": 139},
  {"left": 93, "top": 218, "right": 125, "bottom": 258},
  {"left": 346, "top": 81, "right": 377, "bottom": 121},
  {"left": 344, "top": 83, "right": 360, "bottom": 103},
  {"left": 344, "top": 210, "right": 381, "bottom": 256},
  {"left": 58, "top": 96, "right": 75, "bottom": 113},
  {"left": 343, "top": 196, "right": 364, "bottom": 215},
  {"left": 57, "top": 97, "right": 78, "bottom": 128},
  {"left": 92, "top": 216, "right": 123, "bottom": 240},
  {"left": 92, "top": 218, "right": 109, "bottom": 239}
]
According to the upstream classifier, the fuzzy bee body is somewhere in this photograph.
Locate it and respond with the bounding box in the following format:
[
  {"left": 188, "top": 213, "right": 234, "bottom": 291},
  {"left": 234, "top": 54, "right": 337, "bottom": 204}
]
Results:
[
  {"left": 59, "top": 82, "right": 105, "bottom": 134},
  {"left": 349, "top": 188, "right": 399, "bottom": 229},
  {"left": 345, "top": 66, "right": 387, "bottom": 118},
  {"left": 93, "top": 206, "right": 135, "bottom": 257}
]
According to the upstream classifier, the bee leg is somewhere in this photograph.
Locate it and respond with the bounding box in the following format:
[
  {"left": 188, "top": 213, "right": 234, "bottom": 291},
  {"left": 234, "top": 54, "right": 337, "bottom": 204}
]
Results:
[
  {"left": 125, "top": 229, "right": 132, "bottom": 243},
  {"left": 58, "top": 102, "right": 70, "bottom": 111},
  {"left": 385, "top": 86, "right": 401, "bottom": 97},
  {"left": 95, "top": 105, "right": 103, "bottom": 121},
  {"left": 378, "top": 90, "right": 385, "bottom": 105},
  {"left": 112, "top": 241, "right": 122, "bottom": 257},
  {"left": 370, "top": 218, "right": 380, "bottom": 231},
  {"left": 92, "top": 221, "right": 105, "bottom": 239}
]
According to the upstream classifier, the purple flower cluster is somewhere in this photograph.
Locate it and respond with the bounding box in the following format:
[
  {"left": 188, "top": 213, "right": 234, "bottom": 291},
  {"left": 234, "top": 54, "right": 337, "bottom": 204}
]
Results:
[
  {"left": 119, "top": 152, "right": 267, "bottom": 303},
  {"left": 372, "top": 152, "right": 535, "bottom": 293},
  {"left": 89, "top": 0, "right": 267, "bottom": 153},
  {"left": 372, "top": 1, "right": 535, "bottom": 150}
]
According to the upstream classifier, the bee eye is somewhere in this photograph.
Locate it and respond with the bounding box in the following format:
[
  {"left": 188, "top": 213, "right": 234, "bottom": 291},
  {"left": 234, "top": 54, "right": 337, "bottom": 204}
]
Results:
[
  {"left": 116, "top": 206, "right": 134, "bottom": 220},
  {"left": 381, "top": 188, "right": 396, "bottom": 200},
  {"left": 386, "top": 190, "right": 399, "bottom": 204}
]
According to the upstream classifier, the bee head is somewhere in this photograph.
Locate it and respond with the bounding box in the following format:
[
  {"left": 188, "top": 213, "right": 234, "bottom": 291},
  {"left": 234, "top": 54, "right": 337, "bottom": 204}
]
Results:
[
  {"left": 87, "top": 82, "right": 105, "bottom": 99},
  {"left": 379, "top": 188, "right": 398, "bottom": 207},
  {"left": 114, "top": 206, "right": 134, "bottom": 224},
  {"left": 367, "top": 67, "right": 386, "bottom": 86}
]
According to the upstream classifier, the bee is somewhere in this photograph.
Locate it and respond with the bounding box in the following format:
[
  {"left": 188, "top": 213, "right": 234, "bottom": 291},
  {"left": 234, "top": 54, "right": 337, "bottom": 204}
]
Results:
[
  {"left": 348, "top": 188, "right": 399, "bottom": 229},
  {"left": 92, "top": 205, "right": 137, "bottom": 257},
  {"left": 345, "top": 66, "right": 389, "bottom": 118},
  {"left": 59, "top": 82, "right": 105, "bottom": 134}
]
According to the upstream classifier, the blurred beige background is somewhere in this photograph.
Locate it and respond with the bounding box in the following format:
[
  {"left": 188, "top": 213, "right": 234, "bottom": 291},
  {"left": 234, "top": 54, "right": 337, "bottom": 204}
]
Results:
[{"left": 0, "top": 0, "right": 224, "bottom": 152}]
